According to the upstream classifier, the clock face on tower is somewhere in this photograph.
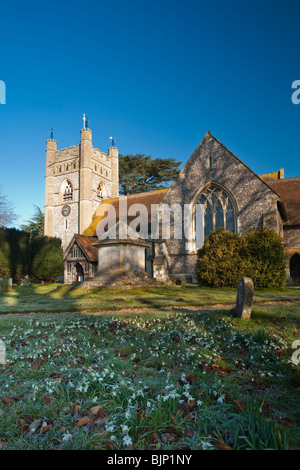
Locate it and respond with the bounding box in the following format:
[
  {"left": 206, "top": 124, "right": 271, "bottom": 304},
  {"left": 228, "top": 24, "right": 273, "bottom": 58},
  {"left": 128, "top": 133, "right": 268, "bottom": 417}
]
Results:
[{"left": 61, "top": 205, "right": 71, "bottom": 217}]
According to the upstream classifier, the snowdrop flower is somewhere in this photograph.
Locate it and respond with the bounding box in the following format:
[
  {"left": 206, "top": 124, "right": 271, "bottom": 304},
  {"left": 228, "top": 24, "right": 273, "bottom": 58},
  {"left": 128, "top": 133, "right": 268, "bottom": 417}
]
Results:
[
  {"left": 63, "top": 432, "right": 72, "bottom": 442},
  {"left": 123, "top": 435, "right": 132, "bottom": 446},
  {"left": 121, "top": 425, "right": 129, "bottom": 434},
  {"left": 201, "top": 441, "right": 213, "bottom": 450},
  {"left": 106, "top": 425, "right": 115, "bottom": 433}
]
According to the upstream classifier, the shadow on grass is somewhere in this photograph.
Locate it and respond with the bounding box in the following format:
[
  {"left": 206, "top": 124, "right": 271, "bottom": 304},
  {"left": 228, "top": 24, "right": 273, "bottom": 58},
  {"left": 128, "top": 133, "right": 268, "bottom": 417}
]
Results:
[
  {"left": 0, "top": 284, "right": 80, "bottom": 315},
  {"left": 1, "top": 283, "right": 300, "bottom": 316}
]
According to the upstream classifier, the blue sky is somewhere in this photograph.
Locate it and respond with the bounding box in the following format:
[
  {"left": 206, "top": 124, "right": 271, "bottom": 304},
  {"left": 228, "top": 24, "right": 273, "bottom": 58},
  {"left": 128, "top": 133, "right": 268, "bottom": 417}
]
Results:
[{"left": 0, "top": 0, "right": 300, "bottom": 226}]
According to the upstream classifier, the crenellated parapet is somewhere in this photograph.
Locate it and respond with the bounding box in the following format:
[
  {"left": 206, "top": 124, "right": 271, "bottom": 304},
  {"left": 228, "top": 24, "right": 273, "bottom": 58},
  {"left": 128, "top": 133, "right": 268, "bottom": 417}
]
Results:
[{"left": 93, "top": 147, "right": 110, "bottom": 164}]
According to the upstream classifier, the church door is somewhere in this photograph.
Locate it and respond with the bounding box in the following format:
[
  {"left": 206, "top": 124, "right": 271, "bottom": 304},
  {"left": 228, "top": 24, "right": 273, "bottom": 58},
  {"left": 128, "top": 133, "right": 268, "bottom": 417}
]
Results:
[
  {"left": 75, "top": 263, "right": 84, "bottom": 282},
  {"left": 290, "top": 254, "right": 300, "bottom": 285}
]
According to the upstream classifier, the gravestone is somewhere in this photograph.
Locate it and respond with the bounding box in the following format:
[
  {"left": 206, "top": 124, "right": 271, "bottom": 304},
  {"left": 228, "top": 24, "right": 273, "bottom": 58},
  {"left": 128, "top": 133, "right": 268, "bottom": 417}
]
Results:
[
  {"left": 235, "top": 277, "right": 254, "bottom": 319},
  {"left": 0, "top": 277, "right": 12, "bottom": 294}
]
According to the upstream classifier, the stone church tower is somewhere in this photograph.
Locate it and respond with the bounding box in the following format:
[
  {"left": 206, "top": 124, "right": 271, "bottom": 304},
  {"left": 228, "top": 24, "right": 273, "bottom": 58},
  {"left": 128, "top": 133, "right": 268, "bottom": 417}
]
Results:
[{"left": 44, "top": 125, "right": 119, "bottom": 250}]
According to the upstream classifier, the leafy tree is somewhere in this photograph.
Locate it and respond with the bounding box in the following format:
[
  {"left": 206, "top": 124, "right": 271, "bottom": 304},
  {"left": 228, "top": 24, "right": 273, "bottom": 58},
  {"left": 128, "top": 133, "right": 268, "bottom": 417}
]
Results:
[
  {"left": 30, "top": 236, "right": 64, "bottom": 283},
  {"left": 0, "top": 226, "right": 64, "bottom": 284},
  {"left": 0, "top": 188, "right": 18, "bottom": 227},
  {"left": 6, "top": 228, "right": 31, "bottom": 282},
  {"left": 0, "top": 227, "right": 30, "bottom": 282},
  {"left": 195, "top": 228, "right": 286, "bottom": 288},
  {"left": 20, "top": 205, "right": 44, "bottom": 237},
  {"left": 119, "top": 154, "right": 181, "bottom": 195},
  {"left": 0, "top": 228, "right": 10, "bottom": 277}
]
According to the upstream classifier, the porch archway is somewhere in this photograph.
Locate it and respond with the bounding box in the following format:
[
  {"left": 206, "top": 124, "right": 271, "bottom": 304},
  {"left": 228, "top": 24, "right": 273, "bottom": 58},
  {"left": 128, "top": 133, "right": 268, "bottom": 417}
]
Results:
[{"left": 290, "top": 254, "right": 300, "bottom": 285}]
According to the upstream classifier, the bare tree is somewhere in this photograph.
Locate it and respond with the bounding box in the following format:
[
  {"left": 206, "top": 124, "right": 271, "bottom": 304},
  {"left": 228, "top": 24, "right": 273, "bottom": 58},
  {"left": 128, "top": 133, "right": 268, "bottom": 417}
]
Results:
[{"left": 0, "top": 188, "right": 18, "bottom": 227}]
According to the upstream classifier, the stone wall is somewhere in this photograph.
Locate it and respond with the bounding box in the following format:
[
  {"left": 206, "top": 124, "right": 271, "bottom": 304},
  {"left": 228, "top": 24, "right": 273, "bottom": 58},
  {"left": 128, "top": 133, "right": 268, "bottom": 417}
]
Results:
[
  {"left": 161, "top": 131, "right": 280, "bottom": 280},
  {"left": 283, "top": 227, "right": 300, "bottom": 250}
]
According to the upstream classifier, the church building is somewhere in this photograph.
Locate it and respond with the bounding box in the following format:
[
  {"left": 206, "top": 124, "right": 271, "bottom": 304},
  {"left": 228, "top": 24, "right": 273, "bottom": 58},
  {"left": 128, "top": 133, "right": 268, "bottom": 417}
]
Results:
[{"left": 44, "top": 124, "right": 300, "bottom": 286}]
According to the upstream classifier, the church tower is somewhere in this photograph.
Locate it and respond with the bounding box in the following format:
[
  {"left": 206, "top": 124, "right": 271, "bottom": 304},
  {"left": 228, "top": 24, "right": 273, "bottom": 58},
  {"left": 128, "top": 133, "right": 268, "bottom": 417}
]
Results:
[{"left": 44, "top": 122, "right": 119, "bottom": 250}]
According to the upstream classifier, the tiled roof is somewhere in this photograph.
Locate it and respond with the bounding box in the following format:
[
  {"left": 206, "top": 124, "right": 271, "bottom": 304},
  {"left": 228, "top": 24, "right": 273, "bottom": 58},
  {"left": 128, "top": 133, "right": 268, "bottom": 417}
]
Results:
[
  {"left": 73, "top": 234, "right": 98, "bottom": 262},
  {"left": 268, "top": 177, "right": 300, "bottom": 226},
  {"left": 83, "top": 189, "right": 168, "bottom": 237}
]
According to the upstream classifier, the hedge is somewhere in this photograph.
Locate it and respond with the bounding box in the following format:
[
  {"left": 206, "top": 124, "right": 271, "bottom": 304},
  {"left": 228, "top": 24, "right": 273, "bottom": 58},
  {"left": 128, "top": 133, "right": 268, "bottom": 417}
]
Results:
[
  {"left": 195, "top": 228, "right": 286, "bottom": 288},
  {"left": 0, "top": 227, "right": 64, "bottom": 283}
]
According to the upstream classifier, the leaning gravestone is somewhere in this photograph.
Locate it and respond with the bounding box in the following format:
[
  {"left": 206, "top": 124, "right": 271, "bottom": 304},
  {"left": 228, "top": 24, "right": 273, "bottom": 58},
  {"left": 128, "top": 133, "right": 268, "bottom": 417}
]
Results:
[{"left": 235, "top": 277, "right": 254, "bottom": 319}]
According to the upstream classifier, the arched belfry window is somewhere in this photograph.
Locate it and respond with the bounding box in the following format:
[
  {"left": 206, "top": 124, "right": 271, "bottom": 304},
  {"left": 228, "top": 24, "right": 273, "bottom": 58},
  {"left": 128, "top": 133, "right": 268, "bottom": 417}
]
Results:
[
  {"left": 62, "top": 180, "right": 73, "bottom": 201},
  {"left": 197, "top": 185, "right": 236, "bottom": 241}
]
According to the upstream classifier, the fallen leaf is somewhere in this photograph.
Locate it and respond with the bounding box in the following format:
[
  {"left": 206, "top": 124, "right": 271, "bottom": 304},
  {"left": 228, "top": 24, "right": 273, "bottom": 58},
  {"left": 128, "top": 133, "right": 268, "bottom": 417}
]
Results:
[
  {"left": 17, "top": 418, "right": 28, "bottom": 427},
  {"left": 186, "top": 400, "right": 196, "bottom": 408},
  {"left": 162, "top": 432, "right": 176, "bottom": 442},
  {"left": 76, "top": 417, "right": 93, "bottom": 427},
  {"left": 279, "top": 417, "right": 291, "bottom": 426},
  {"left": 44, "top": 395, "right": 53, "bottom": 405},
  {"left": 187, "top": 374, "right": 197, "bottom": 384},
  {"left": 214, "top": 437, "right": 232, "bottom": 451},
  {"left": 175, "top": 444, "right": 191, "bottom": 450},
  {"left": 50, "top": 372, "right": 61, "bottom": 379},
  {"left": 186, "top": 412, "right": 195, "bottom": 422},
  {"left": 233, "top": 399, "right": 246, "bottom": 411},
  {"left": 89, "top": 405, "right": 105, "bottom": 419},
  {"left": 3, "top": 397, "right": 14, "bottom": 405},
  {"left": 184, "top": 428, "right": 194, "bottom": 437},
  {"left": 104, "top": 441, "right": 115, "bottom": 450},
  {"left": 42, "top": 422, "right": 51, "bottom": 434},
  {"left": 32, "top": 358, "right": 41, "bottom": 369}
]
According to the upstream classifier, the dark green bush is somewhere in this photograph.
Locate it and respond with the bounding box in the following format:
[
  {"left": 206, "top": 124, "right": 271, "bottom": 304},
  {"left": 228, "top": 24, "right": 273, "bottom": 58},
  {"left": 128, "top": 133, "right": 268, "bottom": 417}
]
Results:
[
  {"left": 242, "top": 229, "right": 286, "bottom": 288},
  {"left": 195, "top": 229, "right": 244, "bottom": 287},
  {"left": 0, "top": 227, "right": 64, "bottom": 283},
  {"left": 0, "top": 227, "right": 30, "bottom": 282},
  {"left": 30, "top": 236, "right": 64, "bottom": 283},
  {"left": 0, "top": 228, "right": 10, "bottom": 278},
  {"left": 195, "top": 228, "right": 286, "bottom": 288}
]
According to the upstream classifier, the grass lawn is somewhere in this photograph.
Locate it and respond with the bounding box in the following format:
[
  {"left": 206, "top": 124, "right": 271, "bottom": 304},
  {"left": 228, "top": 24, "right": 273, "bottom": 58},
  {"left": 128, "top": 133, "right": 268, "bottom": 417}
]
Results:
[
  {"left": 0, "top": 301, "right": 300, "bottom": 450},
  {"left": 0, "top": 284, "right": 300, "bottom": 314}
]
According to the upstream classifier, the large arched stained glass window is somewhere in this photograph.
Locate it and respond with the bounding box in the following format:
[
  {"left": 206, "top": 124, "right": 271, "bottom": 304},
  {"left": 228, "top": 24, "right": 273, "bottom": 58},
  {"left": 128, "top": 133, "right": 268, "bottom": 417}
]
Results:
[{"left": 198, "top": 185, "right": 236, "bottom": 240}]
